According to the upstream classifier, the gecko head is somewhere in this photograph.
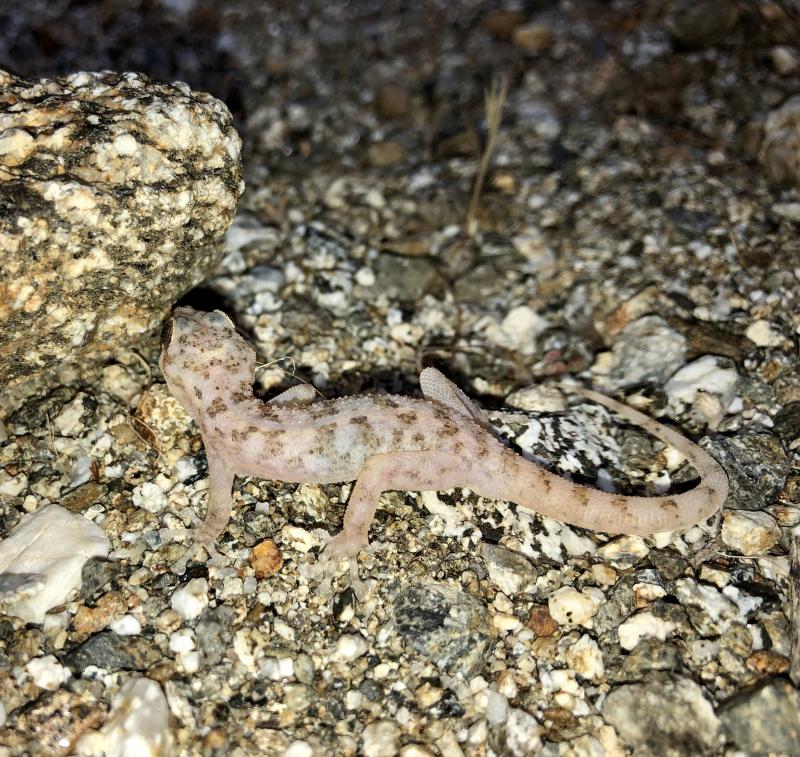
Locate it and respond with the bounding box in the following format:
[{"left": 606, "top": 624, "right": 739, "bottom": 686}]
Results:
[{"left": 159, "top": 307, "right": 256, "bottom": 395}]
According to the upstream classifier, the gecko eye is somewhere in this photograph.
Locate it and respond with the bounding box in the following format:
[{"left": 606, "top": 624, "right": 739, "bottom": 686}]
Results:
[
  {"left": 160, "top": 319, "right": 173, "bottom": 348},
  {"left": 205, "top": 310, "right": 236, "bottom": 329}
]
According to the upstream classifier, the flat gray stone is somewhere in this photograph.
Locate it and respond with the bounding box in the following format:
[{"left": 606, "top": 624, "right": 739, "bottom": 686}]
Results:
[{"left": 719, "top": 678, "right": 800, "bottom": 754}]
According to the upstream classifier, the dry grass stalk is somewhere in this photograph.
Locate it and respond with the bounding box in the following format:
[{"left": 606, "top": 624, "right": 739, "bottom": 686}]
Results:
[{"left": 464, "top": 74, "right": 509, "bottom": 236}]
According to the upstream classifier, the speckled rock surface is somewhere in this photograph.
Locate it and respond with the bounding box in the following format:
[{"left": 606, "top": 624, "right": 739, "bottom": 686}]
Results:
[
  {"left": 0, "top": 1, "right": 799, "bottom": 755},
  {"left": 0, "top": 69, "right": 243, "bottom": 411}
]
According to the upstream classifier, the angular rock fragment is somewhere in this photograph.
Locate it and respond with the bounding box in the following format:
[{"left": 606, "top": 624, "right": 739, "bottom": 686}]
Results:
[{"left": 0, "top": 504, "right": 110, "bottom": 623}]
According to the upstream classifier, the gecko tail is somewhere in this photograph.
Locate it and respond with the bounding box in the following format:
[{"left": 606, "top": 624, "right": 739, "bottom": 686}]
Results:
[{"left": 480, "top": 388, "right": 729, "bottom": 536}]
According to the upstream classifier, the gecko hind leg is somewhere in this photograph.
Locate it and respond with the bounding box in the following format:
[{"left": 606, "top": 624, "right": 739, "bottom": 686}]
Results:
[
  {"left": 323, "top": 450, "right": 465, "bottom": 561},
  {"left": 419, "top": 367, "right": 494, "bottom": 431}
]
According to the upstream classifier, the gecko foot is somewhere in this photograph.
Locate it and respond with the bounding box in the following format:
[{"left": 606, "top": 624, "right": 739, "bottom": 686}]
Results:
[{"left": 322, "top": 530, "right": 369, "bottom": 561}]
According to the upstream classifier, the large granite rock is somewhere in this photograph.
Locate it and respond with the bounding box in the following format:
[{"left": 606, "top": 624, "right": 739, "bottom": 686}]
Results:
[{"left": 0, "top": 69, "right": 243, "bottom": 408}]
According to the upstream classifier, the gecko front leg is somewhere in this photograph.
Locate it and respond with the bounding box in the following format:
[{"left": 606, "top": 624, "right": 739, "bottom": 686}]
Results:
[
  {"left": 172, "top": 450, "right": 235, "bottom": 574},
  {"left": 324, "top": 451, "right": 463, "bottom": 560}
]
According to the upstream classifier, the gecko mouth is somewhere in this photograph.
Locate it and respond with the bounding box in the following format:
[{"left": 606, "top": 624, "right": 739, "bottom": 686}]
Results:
[{"left": 160, "top": 319, "right": 173, "bottom": 348}]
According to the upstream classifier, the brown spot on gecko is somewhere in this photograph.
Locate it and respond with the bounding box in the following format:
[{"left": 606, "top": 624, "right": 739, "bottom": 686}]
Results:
[
  {"left": 662, "top": 498, "right": 679, "bottom": 513},
  {"left": 437, "top": 422, "right": 459, "bottom": 437},
  {"left": 350, "top": 416, "right": 369, "bottom": 426},
  {"left": 194, "top": 386, "right": 203, "bottom": 400},
  {"left": 412, "top": 432, "right": 425, "bottom": 444},
  {"left": 207, "top": 397, "right": 228, "bottom": 418},
  {"left": 397, "top": 411, "right": 418, "bottom": 425}
]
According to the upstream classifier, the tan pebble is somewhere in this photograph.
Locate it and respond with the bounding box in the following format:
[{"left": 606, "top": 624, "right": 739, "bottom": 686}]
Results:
[
  {"left": 590, "top": 563, "right": 617, "bottom": 587},
  {"left": 526, "top": 604, "right": 559, "bottom": 637},
  {"left": 512, "top": 24, "right": 553, "bottom": 52},
  {"left": 415, "top": 682, "right": 443, "bottom": 709},
  {"left": 745, "top": 650, "right": 789, "bottom": 675},
  {"left": 72, "top": 591, "right": 126, "bottom": 634},
  {"left": 146, "top": 659, "right": 177, "bottom": 683},
  {"left": 251, "top": 538, "right": 284, "bottom": 578},
  {"left": 482, "top": 9, "right": 527, "bottom": 40},
  {"left": 155, "top": 608, "right": 183, "bottom": 633},
  {"left": 375, "top": 83, "right": 412, "bottom": 119}
]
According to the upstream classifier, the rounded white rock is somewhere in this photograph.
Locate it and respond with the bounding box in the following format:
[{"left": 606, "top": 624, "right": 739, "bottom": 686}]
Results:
[{"left": 170, "top": 578, "right": 209, "bottom": 620}]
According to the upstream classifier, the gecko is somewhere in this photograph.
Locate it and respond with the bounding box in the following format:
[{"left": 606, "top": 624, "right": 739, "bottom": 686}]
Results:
[{"left": 158, "top": 307, "right": 729, "bottom": 573}]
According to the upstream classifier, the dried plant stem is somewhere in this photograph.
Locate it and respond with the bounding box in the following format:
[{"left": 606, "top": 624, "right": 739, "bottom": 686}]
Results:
[{"left": 464, "top": 74, "right": 509, "bottom": 237}]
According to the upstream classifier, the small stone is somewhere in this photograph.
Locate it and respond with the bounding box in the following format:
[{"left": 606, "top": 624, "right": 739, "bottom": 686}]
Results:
[
  {"left": 505, "top": 385, "right": 565, "bottom": 413},
  {"left": 718, "top": 678, "right": 800, "bottom": 754},
  {"left": 605, "top": 316, "right": 687, "bottom": 390},
  {"left": 548, "top": 586, "right": 604, "bottom": 628},
  {"left": 63, "top": 631, "right": 160, "bottom": 673},
  {"left": 9, "top": 688, "right": 105, "bottom": 756},
  {"left": 498, "top": 305, "right": 549, "bottom": 355},
  {"left": 760, "top": 95, "right": 800, "bottom": 186},
  {"left": 504, "top": 708, "right": 543, "bottom": 756},
  {"left": 771, "top": 46, "right": 800, "bottom": 75},
  {"left": 74, "top": 677, "right": 173, "bottom": 756},
  {"left": 26, "top": 655, "right": 70, "bottom": 690},
  {"left": 664, "top": 0, "right": 739, "bottom": 49},
  {"left": 745, "top": 649, "right": 789, "bottom": 675},
  {"left": 367, "top": 141, "right": 406, "bottom": 167},
  {"left": 721, "top": 510, "right": 781, "bottom": 556},
  {"left": 109, "top": 615, "right": 142, "bottom": 636},
  {"left": 132, "top": 482, "right": 168, "bottom": 514},
  {"left": 746, "top": 319, "right": 785, "bottom": 347},
  {"left": 707, "top": 432, "right": 789, "bottom": 511},
  {"left": 664, "top": 355, "right": 739, "bottom": 407},
  {"left": 772, "top": 202, "right": 800, "bottom": 223},
  {"left": 73, "top": 592, "right": 127, "bottom": 635},
  {"left": 284, "top": 742, "right": 313, "bottom": 757},
  {"left": 250, "top": 539, "right": 283, "bottom": 578},
  {"left": 331, "top": 633, "right": 368, "bottom": 663},
  {"left": 482, "top": 9, "right": 527, "bottom": 40},
  {"left": 392, "top": 582, "right": 492, "bottom": 677},
  {"left": 526, "top": 605, "right": 559, "bottom": 637},
  {"left": 603, "top": 674, "right": 722, "bottom": 755},
  {"left": 400, "top": 746, "right": 436, "bottom": 757},
  {"left": 375, "top": 83, "right": 412, "bottom": 119},
  {"left": 480, "top": 543, "right": 535, "bottom": 595},
  {"left": 373, "top": 255, "right": 444, "bottom": 302},
  {"left": 596, "top": 536, "right": 649, "bottom": 567},
  {"left": 415, "top": 682, "right": 443, "bottom": 709},
  {"left": 618, "top": 612, "right": 676, "bottom": 651},
  {"left": 171, "top": 578, "right": 209, "bottom": 620},
  {"left": 590, "top": 564, "right": 617, "bottom": 587},
  {"left": 361, "top": 719, "right": 401, "bottom": 757},
  {"left": 512, "top": 24, "right": 553, "bottom": 53},
  {"left": 565, "top": 634, "right": 604, "bottom": 680},
  {"left": 0, "top": 505, "right": 110, "bottom": 624}
]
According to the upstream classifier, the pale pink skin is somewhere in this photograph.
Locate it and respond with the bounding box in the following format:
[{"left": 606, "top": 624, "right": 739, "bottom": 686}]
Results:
[{"left": 159, "top": 307, "right": 729, "bottom": 573}]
